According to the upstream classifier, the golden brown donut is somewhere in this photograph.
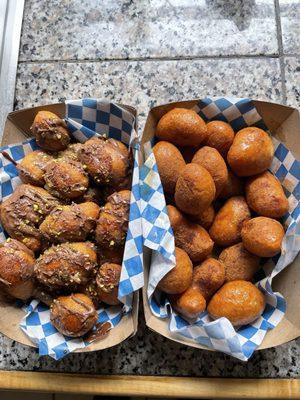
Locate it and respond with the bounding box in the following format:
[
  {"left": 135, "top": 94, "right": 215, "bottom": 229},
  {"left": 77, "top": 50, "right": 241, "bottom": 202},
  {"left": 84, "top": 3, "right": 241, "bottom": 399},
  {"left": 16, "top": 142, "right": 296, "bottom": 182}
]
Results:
[
  {"left": 34, "top": 242, "right": 97, "bottom": 291},
  {"left": 204, "top": 120, "right": 235, "bottom": 156},
  {"left": 207, "top": 280, "right": 265, "bottom": 326},
  {"left": 39, "top": 202, "right": 100, "bottom": 243},
  {"left": 227, "top": 127, "right": 274, "bottom": 176},
  {"left": 219, "top": 243, "right": 260, "bottom": 282},
  {"left": 0, "top": 238, "right": 35, "bottom": 300},
  {"left": 31, "top": 110, "right": 70, "bottom": 152},
  {"left": 78, "top": 136, "right": 132, "bottom": 188},
  {"left": 50, "top": 293, "right": 97, "bottom": 337},
  {"left": 0, "top": 184, "right": 60, "bottom": 252},
  {"left": 219, "top": 169, "right": 244, "bottom": 199},
  {"left": 192, "top": 146, "right": 228, "bottom": 196},
  {"left": 153, "top": 141, "right": 186, "bottom": 195},
  {"left": 95, "top": 190, "right": 130, "bottom": 250},
  {"left": 167, "top": 205, "right": 214, "bottom": 263},
  {"left": 158, "top": 247, "right": 193, "bottom": 294},
  {"left": 245, "top": 171, "right": 289, "bottom": 218},
  {"left": 192, "top": 258, "right": 225, "bottom": 300},
  {"left": 241, "top": 217, "right": 285, "bottom": 257},
  {"left": 170, "top": 286, "right": 206, "bottom": 321},
  {"left": 44, "top": 159, "right": 89, "bottom": 200},
  {"left": 209, "top": 196, "right": 251, "bottom": 247},
  {"left": 96, "top": 263, "right": 122, "bottom": 305},
  {"left": 193, "top": 205, "right": 215, "bottom": 230},
  {"left": 57, "top": 143, "right": 84, "bottom": 162},
  {"left": 156, "top": 108, "right": 207, "bottom": 147},
  {"left": 175, "top": 163, "right": 216, "bottom": 215},
  {"left": 17, "top": 150, "right": 53, "bottom": 186}
]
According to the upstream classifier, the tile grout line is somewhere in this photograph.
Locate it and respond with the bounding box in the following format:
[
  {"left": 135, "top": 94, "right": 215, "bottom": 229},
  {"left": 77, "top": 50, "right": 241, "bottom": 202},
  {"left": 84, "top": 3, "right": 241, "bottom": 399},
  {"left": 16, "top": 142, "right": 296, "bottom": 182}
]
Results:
[
  {"left": 274, "top": 0, "right": 287, "bottom": 105},
  {"left": 17, "top": 53, "right": 282, "bottom": 65}
]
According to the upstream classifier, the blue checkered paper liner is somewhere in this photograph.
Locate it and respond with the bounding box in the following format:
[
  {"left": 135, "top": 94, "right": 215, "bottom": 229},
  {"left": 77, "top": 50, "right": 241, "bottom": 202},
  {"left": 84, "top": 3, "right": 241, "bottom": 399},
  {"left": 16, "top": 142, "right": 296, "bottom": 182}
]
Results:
[
  {"left": 0, "top": 99, "right": 143, "bottom": 359},
  {"left": 141, "top": 97, "right": 300, "bottom": 361}
]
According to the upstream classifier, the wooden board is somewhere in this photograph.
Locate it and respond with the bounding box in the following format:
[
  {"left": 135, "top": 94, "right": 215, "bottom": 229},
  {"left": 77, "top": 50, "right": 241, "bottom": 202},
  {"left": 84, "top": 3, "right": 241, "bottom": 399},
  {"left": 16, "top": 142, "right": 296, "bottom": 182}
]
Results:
[{"left": 0, "top": 372, "right": 299, "bottom": 399}]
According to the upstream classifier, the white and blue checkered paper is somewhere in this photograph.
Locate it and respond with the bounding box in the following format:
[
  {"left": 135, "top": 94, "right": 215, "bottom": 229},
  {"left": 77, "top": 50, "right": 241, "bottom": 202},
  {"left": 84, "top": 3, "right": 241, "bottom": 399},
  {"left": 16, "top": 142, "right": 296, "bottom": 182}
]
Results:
[
  {"left": 0, "top": 99, "right": 143, "bottom": 360},
  {"left": 141, "top": 97, "right": 300, "bottom": 361}
]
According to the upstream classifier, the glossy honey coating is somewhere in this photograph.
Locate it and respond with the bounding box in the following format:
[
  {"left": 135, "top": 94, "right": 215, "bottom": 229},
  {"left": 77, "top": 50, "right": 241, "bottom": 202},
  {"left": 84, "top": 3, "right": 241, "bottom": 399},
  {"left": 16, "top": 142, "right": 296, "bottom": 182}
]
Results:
[
  {"left": 96, "top": 263, "right": 122, "bottom": 305},
  {"left": 227, "top": 127, "right": 274, "bottom": 177},
  {"left": 34, "top": 242, "right": 97, "bottom": 291},
  {"left": 39, "top": 202, "right": 100, "bottom": 243},
  {"left": 17, "top": 150, "right": 53, "bottom": 186},
  {"left": 78, "top": 137, "right": 132, "bottom": 188},
  {"left": 57, "top": 143, "right": 84, "bottom": 162},
  {"left": 31, "top": 110, "right": 70, "bottom": 152},
  {"left": 204, "top": 120, "right": 235, "bottom": 157},
  {"left": 192, "top": 258, "right": 225, "bottom": 300},
  {"left": 167, "top": 205, "right": 214, "bottom": 263},
  {"left": 158, "top": 247, "right": 193, "bottom": 295},
  {"left": 245, "top": 171, "right": 289, "bottom": 218},
  {"left": 175, "top": 163, "right": 216, "bottom": 215},
  {"left": 170, "top": 286, "right": 206, "bottom": 321},
  {"left": 153, "top": 141, "right": 186, "bottom": 195},
  {"left": 192, "top": 146, "right": 228, "bottom": 196},
  {"left": 0, "top": 239, "right": 35, "bottom": 300},
  {"left": 156, "top": 108, "right": 207, "bottom": 147},
  {"left": 219, "top": 169, "right": 244, "bottom": 199},
  {"left": 207, "top": 280, "right": 266, "bottom": 326},
  {"left": 0, "top": 184, "right": 60, "bottom": 252},
  {"left": 219, "top": 242, "right": 260, "bottom": 282},
  {"left": 44, "top": 159, "right": 89, "bottom": 200},
  {"left": 95, "top": 190, "right": 130, "bottom": 250},
  {"left": 209, "top": 196, "right": 251, "bottom": 247},
  {"left": 241, "top": 217, "right": 285, "bottom": 257},
  {"left": 50, "top": 293, "right": 98, "bottom": 337},
  {"left": 193, "top": 205, "right": 215, "bottom": 230}
]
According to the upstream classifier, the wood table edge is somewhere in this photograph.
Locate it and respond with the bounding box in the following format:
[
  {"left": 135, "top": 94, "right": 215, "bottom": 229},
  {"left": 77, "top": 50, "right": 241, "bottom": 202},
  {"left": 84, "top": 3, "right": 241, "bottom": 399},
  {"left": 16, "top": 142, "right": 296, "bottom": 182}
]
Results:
[{"left": 0, "top": 371, "right": 299, "bottom": 398}]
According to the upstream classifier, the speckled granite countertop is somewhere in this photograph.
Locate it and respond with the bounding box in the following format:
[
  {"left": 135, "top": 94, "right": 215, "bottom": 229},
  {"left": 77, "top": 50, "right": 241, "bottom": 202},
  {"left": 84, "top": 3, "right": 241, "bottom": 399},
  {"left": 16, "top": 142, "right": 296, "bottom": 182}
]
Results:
[{"left": 1, "top": 0, "right": 299, "bottom": 377}]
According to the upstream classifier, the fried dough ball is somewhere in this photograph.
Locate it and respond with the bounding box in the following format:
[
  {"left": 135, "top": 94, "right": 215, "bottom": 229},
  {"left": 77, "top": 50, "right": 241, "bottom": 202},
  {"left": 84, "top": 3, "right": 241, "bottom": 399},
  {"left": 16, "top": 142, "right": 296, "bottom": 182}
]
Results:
[
  {"left": 209, "top": 196, "right": 251, "bottom": 247},
  {"left": 96, "top": 263, "right": 122, "bottom": 305},
  {"left": 153, "top": 141, "right": 186, "bottom": 195},
  {"left": 192, "top": 258, "right": 225, "bottom": 300},
  {"left": 204, "top": 120, "right": 235, "bottom": 157},
  {"left": 0, "top": 184, "right": 60, "bottom": 251},
  {"left": 219, "top": 169, "right": 244, "bottom": 199},
  {"left": 31, "top": 110, "right": 70, "bottom": 152},
  {"left": 227, "top": 127, "right": 274, "bottom": 176},
  {"left": 50, "top": 293, "right": 97, "bottom": 337},
  {"left": 241, "top": 217, "right": 285, "bottom": 257},
  {"left": 81, "top": 280, "right": 101, "bottom": 308},
  {"left": 219, "top": 243, "right": 260, "bottom": 282},
  {"left": 97, "top": 246, "right": 124, "bottom": 266},
  {"left": 78, "top": 137, "right": 132, "bottom": 188},
  {"left": 167, "top": 205, "right": 214, "bottom": 263},
  {"left": 192, "top": 146, "right": 228, "bottom": 196},
  {"left": 245, "top": 171, "right": 289, "bottom": 218},
  {"left": 57, "top": 143, "right": 83, "bottom": 162},
  {"left": 96, "top": 190, "right": 130, "bottom": 249},
  {"left": 34, "top": 242, "right": 97, "bottom": 291},
  {"left": 170, "top": 286, "right": 206, "bottom": 321},
  {"left": 44, "top": 159, "right": 89, "bottom": 200},
  {"left": 207, "top": 280, "right": 265, "bottom": 326},
  {"left": 0, "top": 239, "right": 35, "bottom": 300},
  {"left": 158, "top": 247, "right": 193, "bottom": 295},
  {"left": 17, "top": 150, "right": 53, "bottom": 186},
  {"left": 193, "top": 205, "right": 215, "bottom": 230},
  {"left": 175, "top": 163, "right": 216, "bottom": 215},
  {"left": 39, "top": 202, "right": 100, "bottom": 243},
  {"left": 156, "top": 108, "right": 207, "bottom": 147}
]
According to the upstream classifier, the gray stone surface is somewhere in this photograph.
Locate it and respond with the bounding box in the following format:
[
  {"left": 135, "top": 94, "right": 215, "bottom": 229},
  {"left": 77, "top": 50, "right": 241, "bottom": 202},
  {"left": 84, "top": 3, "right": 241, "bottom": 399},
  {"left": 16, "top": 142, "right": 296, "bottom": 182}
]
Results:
[
  {"left": 1, "top": 0, "right": 299, "bottom": 378},
  {"left": 280, "top": 0, "right": 300, "bottom": 54},
  {"left": 19, "top": 0, "right": 278, "bottom": 61}
]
